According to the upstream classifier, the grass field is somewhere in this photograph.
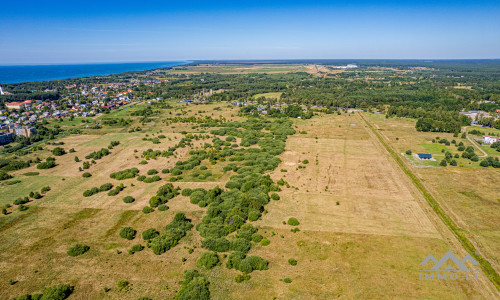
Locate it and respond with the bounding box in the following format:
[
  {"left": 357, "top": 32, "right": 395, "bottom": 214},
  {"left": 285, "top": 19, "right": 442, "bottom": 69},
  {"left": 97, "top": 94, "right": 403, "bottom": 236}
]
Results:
[
  {"left": 252, "top": 92, "right": 283, "bottom": 101},
  {"left": 1, "top": 104, "right": 499, "bottom": 299},
  {"left": 365, "top": 112, "right": 500, "bottom": 290}
]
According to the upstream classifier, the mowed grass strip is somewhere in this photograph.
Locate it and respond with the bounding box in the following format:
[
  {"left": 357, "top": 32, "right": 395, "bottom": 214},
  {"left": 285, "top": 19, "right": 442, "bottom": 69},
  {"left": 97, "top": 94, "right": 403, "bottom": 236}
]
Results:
[{"left": 359, "top": 112, "right": 500, "bottom": 292}]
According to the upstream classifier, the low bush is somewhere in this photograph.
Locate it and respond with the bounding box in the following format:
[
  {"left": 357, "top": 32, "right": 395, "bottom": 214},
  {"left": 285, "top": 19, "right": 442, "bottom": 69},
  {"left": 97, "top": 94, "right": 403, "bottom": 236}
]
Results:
[
  {"left": 82, "top": 172, "right": 92, "bottom": 178},
  {"left": 41, "top": 284, "right": 74, "bottom": 300},
  {"left": 117, "top": 280, "right": 131, "bottom": 291},
  {"left": 142, "top": 206, "right": 154, "bottom": 214},
  {"left": 142, "top": 228, "right": 159, "bottom": 241},
  {"left": 287, "top": 217, "right": 300, "bottom": 226},
  {"left": 197, "top": 252, "right": 220, "bottom": 270},
  {"left": 143, "top": 175, "right": 161, "bottom": 183},
  {"left": 120, "top": 227, "right": 136, "bottom": 240},
  {"left": 230, "top": 238, "right": 252, "bottom": 253},
  {"left": 131, "top": 244, "right": 144, "bottom": 252},
  {"left": 158, "top": 204, "right": 169, "bottom": 211},
  {"left": 52, "top": 147, "right": 66, "bottom": 156},
  {"left": 201, "top": 237, "right": 230, "bottom": 252},
  {"left": 226, "top": 251, "right": 268, "bottom": 273},
  {"left": 176, "top": 270, "right": 210, "bottom": 300},
  {"left": 270, "top": 193, "right": 280, "bottom": 200},
  {"left": 0, "top": 171, "right": 12, "bottom": 181},
  {"left": 99, "top": 183, "right": 114, "bottom": 192},
  {"left": 260, "top": 238, "right": 270, "bottom": 246},
  {"left": 123, "top": 196, "right": 134, "bottom": 203},
  {"left": 181, "top": 188, "right": 193, "bottom": 196},
  {"left": 110, "top": 168, "right": 140, "bottom": 180},
  {"left": 150, "top": 213, "right": 193, "bottom": 255},
  {"left": 37, "top": 157, "right": 56, "bottom": 169},
  {"left": 251, "top": 233, "right": 263, "bottom": 243},
  {"left": 67, "top": 244, "right": 90, "bottom": 257},
  {"left": 235, "top": 273, "right": 251, "bottom": 283},
  {"left": 288, "top": 258, "right": 298, "bottom": 266},
  {"left": 147, "top": 169, "right": 158, "bottom": 175}
]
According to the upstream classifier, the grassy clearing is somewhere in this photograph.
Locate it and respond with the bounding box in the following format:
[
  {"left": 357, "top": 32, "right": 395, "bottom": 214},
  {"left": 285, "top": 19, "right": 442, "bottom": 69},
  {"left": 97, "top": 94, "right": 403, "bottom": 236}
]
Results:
[
  {"left": 0, "top": 103, "right": 496, "bottom": 299},
  {"left": 360, "top": 112, "right": 500, "bottom": 292},
  {"left": 252, "top": 92, "right": 283, "bottom": 100}
]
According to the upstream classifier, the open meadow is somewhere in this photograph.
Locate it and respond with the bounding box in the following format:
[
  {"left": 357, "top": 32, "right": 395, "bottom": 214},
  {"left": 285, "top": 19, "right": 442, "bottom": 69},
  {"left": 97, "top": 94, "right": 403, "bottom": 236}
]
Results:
[
  {"left": 1, "top": 102, "right": 499, "bottom": 299},
  {"left": 364, "top": 113, "right": 500, "bottom": 279}
]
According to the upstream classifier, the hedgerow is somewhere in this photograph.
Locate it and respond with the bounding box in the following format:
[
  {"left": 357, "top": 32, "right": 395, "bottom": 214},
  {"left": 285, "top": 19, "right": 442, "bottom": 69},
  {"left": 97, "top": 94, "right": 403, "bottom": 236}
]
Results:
[
  {"left": 13, "top": 284, "right": 75, "bottom": 300},
  {"left": 85, "top": 148, "right": 110, "bottom": 160},
  {"left": 110, "top": 168, "right": 140, "bottom": 180}
]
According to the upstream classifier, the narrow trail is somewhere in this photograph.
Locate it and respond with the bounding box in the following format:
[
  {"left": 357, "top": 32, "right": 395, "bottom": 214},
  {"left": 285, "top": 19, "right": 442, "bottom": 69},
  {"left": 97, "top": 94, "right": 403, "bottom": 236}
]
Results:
[{"left": 462, "top": 126, "right": 488, "bottom": 157}]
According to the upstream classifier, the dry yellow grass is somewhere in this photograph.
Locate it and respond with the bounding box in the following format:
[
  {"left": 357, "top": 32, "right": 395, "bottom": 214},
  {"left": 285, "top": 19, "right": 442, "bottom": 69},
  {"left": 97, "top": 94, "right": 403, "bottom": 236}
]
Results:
[{"left": 1, "top": 106, "right": 498, "bottom": 299}]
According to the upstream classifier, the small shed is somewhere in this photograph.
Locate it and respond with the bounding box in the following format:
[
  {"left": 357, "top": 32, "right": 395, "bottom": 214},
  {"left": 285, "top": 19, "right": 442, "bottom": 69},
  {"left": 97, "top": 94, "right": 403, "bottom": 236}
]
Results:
[{"left": 418, "top": 153, "right": 433, "bottom": 160}]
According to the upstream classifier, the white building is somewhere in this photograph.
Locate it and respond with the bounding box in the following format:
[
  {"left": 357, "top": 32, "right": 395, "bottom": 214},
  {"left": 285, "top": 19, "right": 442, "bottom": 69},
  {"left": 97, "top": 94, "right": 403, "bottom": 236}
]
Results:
[{"left": 483, "top": 136, "right": 498, "bottom": 145}]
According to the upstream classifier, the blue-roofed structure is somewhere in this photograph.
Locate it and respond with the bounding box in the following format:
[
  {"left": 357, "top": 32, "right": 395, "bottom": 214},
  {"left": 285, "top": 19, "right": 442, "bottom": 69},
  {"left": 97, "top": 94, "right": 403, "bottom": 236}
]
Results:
[{"left": 418, "top": 153, "right": 432, "bottom": 160}]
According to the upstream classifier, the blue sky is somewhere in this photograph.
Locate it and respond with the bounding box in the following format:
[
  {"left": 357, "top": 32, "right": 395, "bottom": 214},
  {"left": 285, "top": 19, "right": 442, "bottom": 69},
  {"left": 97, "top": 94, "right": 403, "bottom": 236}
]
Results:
[{"left": 1, "top": 0, "right": 499, "bottom": 64}]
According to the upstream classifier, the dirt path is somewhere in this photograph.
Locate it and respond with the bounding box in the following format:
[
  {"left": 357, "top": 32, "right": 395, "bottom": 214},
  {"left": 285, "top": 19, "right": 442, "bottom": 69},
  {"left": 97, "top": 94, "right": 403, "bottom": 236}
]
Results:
[{"left": 462, "top": 126, "right": 488, "bottom": 157}]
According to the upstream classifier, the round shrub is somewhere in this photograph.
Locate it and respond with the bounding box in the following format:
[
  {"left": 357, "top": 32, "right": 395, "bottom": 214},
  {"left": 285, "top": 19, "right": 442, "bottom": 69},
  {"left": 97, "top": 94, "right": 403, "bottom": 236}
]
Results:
[
  {"left": 158, "top": 204, "right": 169, "bottom": 211},
  {"left": 200, "top": 166, "right": 208, "bottom": 170},
  {"left": 137, "top": 175, "right": 146, "bottom": 181},
  {"left": 189, "top": 190, "right": 206, "bottom": 205},
  {"left": 235, "top": 273, "right": 251, "bottom": 283},
  {"left": 287, "top": 217, "right": 300, "bottom": 226},
  {"left": 83, "top": 190, "right": 94, "bottom": 197},
  {"left": 120, "top": 227, "right": 136, "bottom": 240},
  {"left": 230, "top": 238, "right": 251, "bottom": 253},
  {"left": 201, "top": 237, "right": 230, "bottom": 252},
  {"left": 142, "top": 228, "right": 159, "bottom": 240},
  {"left": 123, "top": 196, "right": 135, "bottom": 203},
  {"left": 197, "top": 252, "right": 220, "bottom": 270},
  {"left": 181, "top": 188, "right": 193, "bottom": 196},
  {"left": 271, "top": 193, "right": 280, "bottom": 200},
  {"left": 147, "top": 169, "right": 158, "bottom": 175},
  {"left": 171, "top": 168, "right": 182, "bottom": 176},
  {"left": 107, "top": 189, "right": 120, "bottom": 196},
  {"left": 142, "top": 206, "right": 154, "bottom": 214},
  {"left": 82, "top": 172, "right": 92, "bottom": 178},
  {"left": 67, "top": 244, "right": 90, "bottom": 257},
  {"left": 260, "top": 238, "right": 270, "bottom": 246},
  {"left": 288, "top": 258, "right": 298, "bottom": 266},
  {"left": 161, "top": 168, "right": 170, "bottom": 174},
  {"left": 131, "top": 244, "right": 144, "bottom": 252},
  {"left": 248, "top": 209, "right": 261, "bottom": 221},
  {"left": 283, "top": 277, "right": 292, "bottom": 283},
  {"left": 251, "top": 233, "right": 263, "bottom": 243}
]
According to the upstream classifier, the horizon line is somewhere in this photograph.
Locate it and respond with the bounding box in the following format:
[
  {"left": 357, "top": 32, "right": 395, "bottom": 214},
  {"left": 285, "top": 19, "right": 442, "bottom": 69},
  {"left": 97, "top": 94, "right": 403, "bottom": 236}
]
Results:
[{"left": 1, "top": 58, "right": 500, "bottom": 66}]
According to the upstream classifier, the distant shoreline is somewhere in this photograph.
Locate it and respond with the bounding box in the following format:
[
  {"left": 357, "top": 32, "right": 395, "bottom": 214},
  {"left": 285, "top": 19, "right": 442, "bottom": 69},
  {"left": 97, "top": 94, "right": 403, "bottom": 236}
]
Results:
[{"left": 0, "top": 61, "right": 188, "bottom": 84}]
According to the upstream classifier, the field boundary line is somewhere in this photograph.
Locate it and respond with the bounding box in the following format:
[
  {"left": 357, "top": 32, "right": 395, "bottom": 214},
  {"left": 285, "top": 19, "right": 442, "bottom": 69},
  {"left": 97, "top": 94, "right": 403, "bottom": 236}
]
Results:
[{"left": 358, "top": 112, "right": 500, "bottom": 292}]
